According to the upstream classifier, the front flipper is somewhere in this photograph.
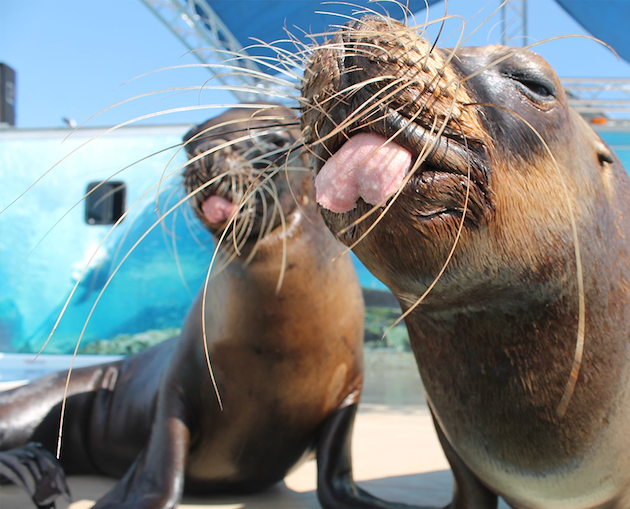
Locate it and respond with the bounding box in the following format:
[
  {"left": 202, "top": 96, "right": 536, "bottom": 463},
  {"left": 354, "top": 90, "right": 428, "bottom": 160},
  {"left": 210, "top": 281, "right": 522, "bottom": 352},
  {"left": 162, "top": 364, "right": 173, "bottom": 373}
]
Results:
[
  {"left": 431, "top": 413, "right": 498, "bottom": 509},
  {"left": 316, "top": 398, "right": 439, "bottom": 509},
  {"left": 0, "top": 442, "right": 71, "bottom": 509},
  {"left": 92, "top": 416, "right": 190, "bottom": 509}
]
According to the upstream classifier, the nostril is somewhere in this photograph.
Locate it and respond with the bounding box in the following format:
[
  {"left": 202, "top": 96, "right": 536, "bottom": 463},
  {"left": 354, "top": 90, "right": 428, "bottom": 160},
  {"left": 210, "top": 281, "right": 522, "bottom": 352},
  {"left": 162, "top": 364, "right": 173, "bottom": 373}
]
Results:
[
  {"left": 598, "top": 151, "right": 614, "bottom": 165},
  {"left": 595, "top": 141, "right": 614, "bottom": 166}
]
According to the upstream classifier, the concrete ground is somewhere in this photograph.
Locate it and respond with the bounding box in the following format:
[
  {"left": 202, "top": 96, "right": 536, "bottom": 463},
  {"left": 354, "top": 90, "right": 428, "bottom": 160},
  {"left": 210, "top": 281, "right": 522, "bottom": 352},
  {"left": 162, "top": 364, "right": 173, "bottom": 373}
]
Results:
[{"left": 1, "top": 352, "right": 510, "bottom": 509}]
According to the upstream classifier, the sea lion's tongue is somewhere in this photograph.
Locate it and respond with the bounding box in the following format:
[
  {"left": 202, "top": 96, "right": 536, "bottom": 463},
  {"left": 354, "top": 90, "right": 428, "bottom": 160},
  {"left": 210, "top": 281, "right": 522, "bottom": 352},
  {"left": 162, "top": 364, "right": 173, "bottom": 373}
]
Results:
[
  {"left": 201, "top": 195, "right": 238, "bottom": 224},
  {"left": 315, "top": 133, "right": 412, "bottom": 213}
]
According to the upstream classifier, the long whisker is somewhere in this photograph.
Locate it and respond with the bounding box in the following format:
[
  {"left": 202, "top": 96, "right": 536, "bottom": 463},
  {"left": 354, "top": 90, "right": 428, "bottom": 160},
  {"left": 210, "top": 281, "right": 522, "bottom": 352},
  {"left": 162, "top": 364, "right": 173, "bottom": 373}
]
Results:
[
  {"left": 459, "top": 34, "right": 614, "bottom": 86},
  {"left": 68, "top": 47, "right": 301, "bottom": 132},
  {"left": 464, "top": 101, "right": 586, "bottom": 418},
  {"left": 2, "top": 106, "right": 254, "bottom": 218},
  {"left": 161, "top": 186, "right": 197, "bottom": 299},
  {"left": 199, "top": 215, "right": 245, "bottom": 414},
  {"left": 459, "top": 0, "right": 506, "bottom": 47},
  {"left": 55, "top": 170, "right": 260, "bottom": 457},
  {"left": 36, "top": 152, "right": 235, "bottom": 358},
  {"left": 258, "top": 180, "right": 288, "bottom": 294},
  {"left": 385, "top": 114, "right": 472, "bottom": 334},
  {"left": 336, "top": 79, "right": 464, "bottom": 252}
]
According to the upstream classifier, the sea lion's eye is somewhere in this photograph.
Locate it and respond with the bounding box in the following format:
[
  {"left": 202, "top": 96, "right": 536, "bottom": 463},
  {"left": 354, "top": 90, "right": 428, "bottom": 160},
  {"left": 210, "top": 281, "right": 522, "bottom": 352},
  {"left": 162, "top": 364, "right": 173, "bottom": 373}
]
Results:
[
  {"left": 518, "top": 78, "right": 555, "bottom": 99},
  {"left": 258, "top": 133, "right": 293, "bottom": 156},
  {"left": 505, "top": 70, "right": 556, "bottom": 101},
  {"left": 266, "top": 132, "right": 293, "bottom": 150}
]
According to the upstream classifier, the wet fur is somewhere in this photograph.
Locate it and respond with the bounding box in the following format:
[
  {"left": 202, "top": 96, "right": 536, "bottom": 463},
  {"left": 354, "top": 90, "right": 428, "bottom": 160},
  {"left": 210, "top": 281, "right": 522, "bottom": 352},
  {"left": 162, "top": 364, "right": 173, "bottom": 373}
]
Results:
[
  {"left": 2, "top": 2, "right": 630, "bottom": 508},
  {"left": 299, "top": 9, "right": 630, "bottom": 509},
  {"left": 0, "top": 107, "right": 401, "bottom": 509}
]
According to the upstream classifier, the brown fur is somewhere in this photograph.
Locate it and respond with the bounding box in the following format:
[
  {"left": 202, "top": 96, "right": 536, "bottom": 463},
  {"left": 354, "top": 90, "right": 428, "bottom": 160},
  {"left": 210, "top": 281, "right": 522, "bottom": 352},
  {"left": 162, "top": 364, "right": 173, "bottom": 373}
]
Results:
[
  {"left": 1, "top": 107, "right": 400, "bottom": 509},
  {"left": 301, "top": 14, "right": 630, "bottom": 509}
]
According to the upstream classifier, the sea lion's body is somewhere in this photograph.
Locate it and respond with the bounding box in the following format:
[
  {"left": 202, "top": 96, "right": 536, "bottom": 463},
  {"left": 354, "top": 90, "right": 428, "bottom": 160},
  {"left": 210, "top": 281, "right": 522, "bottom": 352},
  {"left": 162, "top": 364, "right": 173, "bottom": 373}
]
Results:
[
  {"left": 0, "top": 107, "right": 395, "bottom": 509},
  {"left": 302, "top": 14, "right": 630, "bottom": 509}
]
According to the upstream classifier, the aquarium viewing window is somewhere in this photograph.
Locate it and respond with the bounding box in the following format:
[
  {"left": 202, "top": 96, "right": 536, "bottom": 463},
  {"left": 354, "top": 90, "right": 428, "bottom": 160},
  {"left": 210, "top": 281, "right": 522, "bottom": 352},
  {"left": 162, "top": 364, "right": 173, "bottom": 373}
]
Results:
[{"left": 85, "top": 181, "right": 127, "bottom": 225}]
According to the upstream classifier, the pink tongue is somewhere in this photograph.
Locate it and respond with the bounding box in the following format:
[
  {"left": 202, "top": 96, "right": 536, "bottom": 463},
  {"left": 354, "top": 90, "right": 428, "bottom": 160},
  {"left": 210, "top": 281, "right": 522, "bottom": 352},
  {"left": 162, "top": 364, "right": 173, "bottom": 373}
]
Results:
[
  {"left": 315, "top": 133, "right": 412, "bottom": 213},
  {"left": 201, "top": 195, "right": 238, "bottom": 224}
]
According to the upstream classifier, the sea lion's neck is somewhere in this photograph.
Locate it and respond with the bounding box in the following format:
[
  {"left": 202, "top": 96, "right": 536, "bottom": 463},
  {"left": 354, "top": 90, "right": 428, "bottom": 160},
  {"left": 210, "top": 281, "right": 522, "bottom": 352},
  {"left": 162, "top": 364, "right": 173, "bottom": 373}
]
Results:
[
  {"left": 403, "top": 292, "right": 579, "bottom": 380},
  {"left": 215, "top": 203, "right": 327, "bottom": 286},
  {"left": 201, "top": 199, "right": 355, "bottom": 325},
  {"left": 401, "top": 281, "right": 629, "bottom": 471}
]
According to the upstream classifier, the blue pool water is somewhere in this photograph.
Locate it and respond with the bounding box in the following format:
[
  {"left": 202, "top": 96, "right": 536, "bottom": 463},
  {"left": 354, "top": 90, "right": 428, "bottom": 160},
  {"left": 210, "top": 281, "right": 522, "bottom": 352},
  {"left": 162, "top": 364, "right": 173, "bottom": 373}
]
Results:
[
  {"left": 0, "top": 123, "right": 629, "bottom": 367},
  {"left": 600, "top": 130, "right": 630, "bottom": 169},
  {"left": 0, "top": 124, "right": 388, "bottom": 363}
]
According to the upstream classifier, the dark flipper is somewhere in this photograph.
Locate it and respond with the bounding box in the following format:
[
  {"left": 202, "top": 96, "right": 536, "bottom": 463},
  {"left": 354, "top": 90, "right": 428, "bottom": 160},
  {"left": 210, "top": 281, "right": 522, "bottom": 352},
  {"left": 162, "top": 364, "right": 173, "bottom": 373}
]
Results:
[
  {"left": 0, "top": 442, "right": 71, "bottom": 509},
  {"left": 316, "top": 397, "right": 439, "bottom": 509},
  {"left": 92, "top": 411, "right": 190, "bottom": 509},
  {"left": 431, "top": 412, "right": 498, "bottom": 509}
]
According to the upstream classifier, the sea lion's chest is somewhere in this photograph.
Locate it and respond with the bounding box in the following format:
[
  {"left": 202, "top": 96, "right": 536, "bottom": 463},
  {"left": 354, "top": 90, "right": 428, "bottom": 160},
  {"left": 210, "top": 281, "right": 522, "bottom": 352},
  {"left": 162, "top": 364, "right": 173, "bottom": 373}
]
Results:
[{"left": 411, "top": 311, "right": 630, "bottom": 509}]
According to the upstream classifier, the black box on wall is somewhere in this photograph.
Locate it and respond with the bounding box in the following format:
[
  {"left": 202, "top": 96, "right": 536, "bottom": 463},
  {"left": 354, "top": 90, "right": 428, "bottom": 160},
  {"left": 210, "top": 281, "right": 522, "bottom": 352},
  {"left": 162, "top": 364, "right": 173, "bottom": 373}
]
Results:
[{"left": 0, "top": 63, "right": 16, "bottom": 126}]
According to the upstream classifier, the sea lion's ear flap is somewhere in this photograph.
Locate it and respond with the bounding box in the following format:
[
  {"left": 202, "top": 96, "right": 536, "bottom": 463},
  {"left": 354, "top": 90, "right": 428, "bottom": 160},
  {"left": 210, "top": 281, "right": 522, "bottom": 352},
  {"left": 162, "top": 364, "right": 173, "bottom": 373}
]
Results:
[
  {"left": 595, "top": 140, "right": 615, "bottom": 167},
  {"left": 183, "top": 125, "right": 203, "bottom": 157},
  {"left": 183, "top": 118, "right": 218, "bottom": 157},
  {"left": 183, "top": 125, "right": 199, "bottom": 144}
]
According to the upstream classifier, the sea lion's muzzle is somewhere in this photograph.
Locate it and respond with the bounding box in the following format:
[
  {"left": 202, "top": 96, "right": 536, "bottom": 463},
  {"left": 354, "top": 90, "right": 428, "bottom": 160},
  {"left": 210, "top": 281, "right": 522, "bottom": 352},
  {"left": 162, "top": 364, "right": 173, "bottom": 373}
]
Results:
[
  {"left": 183, "top": 126, "right": 298, "bottom": 235},
  {"left": 301, "top": 15, "right": 493, "bottom": 236}
]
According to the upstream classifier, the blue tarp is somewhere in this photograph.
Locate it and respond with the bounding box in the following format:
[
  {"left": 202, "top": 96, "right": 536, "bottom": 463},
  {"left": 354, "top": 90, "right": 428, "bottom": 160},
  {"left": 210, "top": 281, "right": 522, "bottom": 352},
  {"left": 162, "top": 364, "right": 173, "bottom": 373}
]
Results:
[
  {"left": 199, "top": 1, "right": 440, "bottom": 59},
  {"left": 199, "top": 0, "right": 630, "bottom": 64},
  {"left": 555, "top": 0, "right": 630, "bottom": 64}
]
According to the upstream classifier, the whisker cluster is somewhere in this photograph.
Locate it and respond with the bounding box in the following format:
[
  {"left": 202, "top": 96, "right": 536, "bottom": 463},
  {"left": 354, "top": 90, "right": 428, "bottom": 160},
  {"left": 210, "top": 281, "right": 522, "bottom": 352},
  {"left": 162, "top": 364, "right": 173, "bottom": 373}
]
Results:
[{"left": 3, "top": 0, "right": 599, "bottom": 457}]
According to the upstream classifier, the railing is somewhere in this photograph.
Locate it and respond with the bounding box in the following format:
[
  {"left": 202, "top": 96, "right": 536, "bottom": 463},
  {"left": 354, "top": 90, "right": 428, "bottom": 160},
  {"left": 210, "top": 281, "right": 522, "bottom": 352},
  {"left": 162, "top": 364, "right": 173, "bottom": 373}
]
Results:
[
  {"left": 140, "top": 0, "right": 280, "bottom": 103},
  {"left": 141, "top": 0, "right": 630, "bottom": 125},
  {"left": 562, "top": 78, "right": 630, "bottom": 127}
]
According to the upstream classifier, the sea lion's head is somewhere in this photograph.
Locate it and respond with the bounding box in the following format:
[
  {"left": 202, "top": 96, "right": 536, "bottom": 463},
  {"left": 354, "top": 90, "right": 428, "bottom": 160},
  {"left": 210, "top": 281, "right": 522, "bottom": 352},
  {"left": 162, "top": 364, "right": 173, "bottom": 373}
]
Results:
[
  {"left": 183, "top": 105, "right": 307, "bottom": 249},
  {"left": 301, "top": 15, "right": 623, "bottom": 303}
]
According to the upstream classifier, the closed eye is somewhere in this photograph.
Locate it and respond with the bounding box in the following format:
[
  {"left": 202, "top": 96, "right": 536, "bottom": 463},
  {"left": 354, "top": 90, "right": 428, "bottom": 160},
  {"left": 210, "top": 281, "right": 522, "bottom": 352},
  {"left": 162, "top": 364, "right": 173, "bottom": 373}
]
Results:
[
  {"left": 504, "top": 70, "right": 557, "bottom": 101},
  {"left": 517, "top": 78, "right": 554, "bottom": 98}
]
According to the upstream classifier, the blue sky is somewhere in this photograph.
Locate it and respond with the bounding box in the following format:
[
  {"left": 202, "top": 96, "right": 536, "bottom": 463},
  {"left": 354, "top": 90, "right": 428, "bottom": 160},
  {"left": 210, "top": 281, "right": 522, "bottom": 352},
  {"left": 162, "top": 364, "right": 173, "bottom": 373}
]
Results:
[{"left": 1, "top": 0, "right": 629, "bottom": 129}]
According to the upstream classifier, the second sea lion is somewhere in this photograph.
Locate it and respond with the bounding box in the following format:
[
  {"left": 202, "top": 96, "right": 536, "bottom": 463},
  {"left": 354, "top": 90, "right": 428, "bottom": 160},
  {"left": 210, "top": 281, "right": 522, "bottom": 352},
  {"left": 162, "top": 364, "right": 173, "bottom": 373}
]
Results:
[{"left": 1, "top": 106, "right": 410, "bottom": 509}]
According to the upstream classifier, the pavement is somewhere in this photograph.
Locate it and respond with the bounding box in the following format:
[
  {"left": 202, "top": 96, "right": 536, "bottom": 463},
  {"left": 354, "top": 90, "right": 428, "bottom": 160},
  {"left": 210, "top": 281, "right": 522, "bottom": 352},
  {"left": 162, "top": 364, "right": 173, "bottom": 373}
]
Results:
[{"left": 1, "top": 351, "right": 510, "bottom": 509}]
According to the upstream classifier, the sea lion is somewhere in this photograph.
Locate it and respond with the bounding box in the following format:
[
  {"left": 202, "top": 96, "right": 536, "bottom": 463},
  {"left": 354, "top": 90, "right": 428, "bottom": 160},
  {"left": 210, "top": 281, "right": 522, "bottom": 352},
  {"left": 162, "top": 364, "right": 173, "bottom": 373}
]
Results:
[
  {"left": 0, "top": 106, "right": 408, "bottom": 509},
  {"left": 0, "top": 443, "right": 70, "bottom": 509},
  {"left": 301, "top": 13, "right": 630, "bottom": 509}
]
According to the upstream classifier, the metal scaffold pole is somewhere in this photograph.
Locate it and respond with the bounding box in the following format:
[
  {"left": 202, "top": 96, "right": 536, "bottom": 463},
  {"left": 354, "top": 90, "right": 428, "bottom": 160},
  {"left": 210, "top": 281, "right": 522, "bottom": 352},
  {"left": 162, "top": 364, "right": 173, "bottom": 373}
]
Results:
[
  {"left": 139, "top": 0, "right": 287, "bottom": 103},
  {"left": 500, "top": 0, "right": 527, "bottom": 47}
]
